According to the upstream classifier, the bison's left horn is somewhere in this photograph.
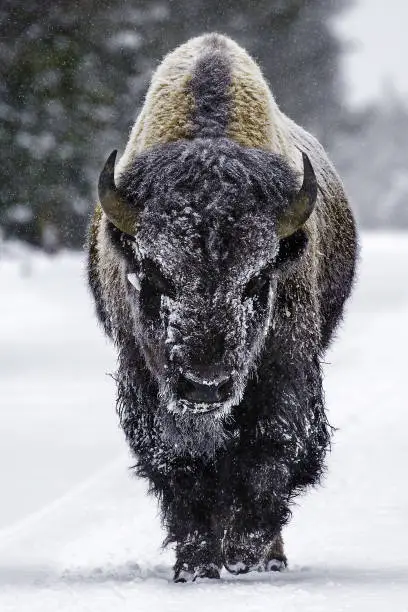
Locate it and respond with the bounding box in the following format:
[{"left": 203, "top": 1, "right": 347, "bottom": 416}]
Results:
[
  {"left": 277, "top": 152, "right": 318, "bottom": 238},
  {"left": 98, "top": 150, "right": 140, "bottom": 235}
]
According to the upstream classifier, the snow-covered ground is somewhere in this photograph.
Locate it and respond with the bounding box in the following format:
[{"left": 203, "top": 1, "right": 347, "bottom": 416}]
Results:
[{"left": 0, "top": 234, "right": 407, "bottom": 611}]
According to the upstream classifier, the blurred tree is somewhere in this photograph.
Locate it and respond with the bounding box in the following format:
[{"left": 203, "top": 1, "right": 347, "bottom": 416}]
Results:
[
  {"left": 0, "top": 0, "right": 350, "bottom": 250},
  {"left": 332, "top": 93, "right": 408, "bottom": 228}
]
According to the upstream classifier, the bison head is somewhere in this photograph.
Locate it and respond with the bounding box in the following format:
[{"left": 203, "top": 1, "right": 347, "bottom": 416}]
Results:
[{"left": 99, "top": 138, "right": 316, "bottom": 437}]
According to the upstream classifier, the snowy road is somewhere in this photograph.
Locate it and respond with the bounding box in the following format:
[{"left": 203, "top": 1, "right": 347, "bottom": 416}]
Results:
[{"left": 0, "top": 235, "right": 407, "bottom": 611}]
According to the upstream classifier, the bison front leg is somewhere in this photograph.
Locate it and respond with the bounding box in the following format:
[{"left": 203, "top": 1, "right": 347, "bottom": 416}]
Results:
[
  {"left": 159, "top": 468, "right": 224, "bottom": 582},
  {"left": 173, "top": 527, "right": 223, "bottom": 582},
  {"left": 222, "top": 461, "right": 290, "bottom": 575}
]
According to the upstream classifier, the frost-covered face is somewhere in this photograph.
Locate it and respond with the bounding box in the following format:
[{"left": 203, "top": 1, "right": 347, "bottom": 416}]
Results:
[
  {"left": 123, "top": 210, "right": 280, "bottom": 417},
  {"left": 104, "top": 138, "right": 313, "bottom": 420}
]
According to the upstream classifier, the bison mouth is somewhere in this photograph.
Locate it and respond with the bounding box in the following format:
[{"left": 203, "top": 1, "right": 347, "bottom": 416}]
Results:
[
  {"left": 169, "top": 397, "right": 236, "bottom": 416},
  {"left": 176, "top": 375, "right": 234, "bottom": 405},
  {"left": 164, "top": 371, "right": 243, "bottom": 416}
]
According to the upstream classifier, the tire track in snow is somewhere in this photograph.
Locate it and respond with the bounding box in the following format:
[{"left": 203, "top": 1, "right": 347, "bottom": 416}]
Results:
[{"left": 0, "top": 456, "right": 128, "bottom": 549}]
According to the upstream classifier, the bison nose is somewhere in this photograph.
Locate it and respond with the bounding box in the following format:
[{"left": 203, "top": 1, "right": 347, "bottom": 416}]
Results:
[{"left": 176, "top": 371, "right": 233, "bottom": 404}]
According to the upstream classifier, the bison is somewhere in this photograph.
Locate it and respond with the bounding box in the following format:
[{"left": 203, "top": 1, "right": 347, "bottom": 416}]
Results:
[{"left": 87, "top": 33, "right": 357, "bottom": 582}]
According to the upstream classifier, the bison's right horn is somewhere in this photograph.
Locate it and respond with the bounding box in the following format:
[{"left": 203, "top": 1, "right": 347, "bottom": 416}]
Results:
[
  {"left": 277, "top": 152, "right": 318, "bottom": 238},
  {"left": 98, "top": 150, "right": 140, "bottom": 235}
]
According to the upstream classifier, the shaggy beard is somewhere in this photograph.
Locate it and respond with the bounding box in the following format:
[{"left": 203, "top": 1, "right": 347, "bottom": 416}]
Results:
[
  {"left": 156, "top": 406, "right": 229, "bottom": 458},
  {"left": 155, "top": 366, "right": 251, "bottom": 459}
]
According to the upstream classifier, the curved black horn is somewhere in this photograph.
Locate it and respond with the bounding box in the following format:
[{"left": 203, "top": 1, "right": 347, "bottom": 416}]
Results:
[
  {"left": 98, "top": 150, "right": 139, "bottom": 235},
  {"left": 277, "top": 152, "right": 318, "bottom": 238}
]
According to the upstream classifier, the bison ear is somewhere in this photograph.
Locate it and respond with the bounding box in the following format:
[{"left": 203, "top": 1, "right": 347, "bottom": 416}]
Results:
[
  {"left": 98, "top": 150, "right": 141, "bottom": 235},
  {"left": 277, "top": 152, "right": 317, "bottom": 239}
]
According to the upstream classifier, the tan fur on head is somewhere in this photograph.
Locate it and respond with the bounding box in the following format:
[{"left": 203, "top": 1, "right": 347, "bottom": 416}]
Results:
[
  {"left": 115, "top": 34, "right": 303, "bottom": 181},
  {"left": 224, "top": 38, "right": 276, "bottom": 149},
  {"left": 116, "top": 35, "right": 209, "bottom": 176},
  {"left": 142, "top": 74, "right": 194, "bottom": 150}
]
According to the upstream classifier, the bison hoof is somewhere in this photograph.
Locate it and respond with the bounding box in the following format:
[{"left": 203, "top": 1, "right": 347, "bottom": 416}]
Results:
[
  {"left": 194, "top": 564, "right": 221, "bottom": 581},
  {"left": 224, "top": 557, "right": 287, "bottom": 575},
  {"left": 223, "top": 530, "right": 287, "bottom": 575},
  {"left": 265, "top": 557, "right": 287, "bottom": 572},
  {"left": 174, "top": 566, "right": 194, "bottom": 583},
  {"left": 174, "top": 563, "right": 221, "bottom": 583},
  {"left": 223, "top": 560, "right": 253, "bottom": 575}
]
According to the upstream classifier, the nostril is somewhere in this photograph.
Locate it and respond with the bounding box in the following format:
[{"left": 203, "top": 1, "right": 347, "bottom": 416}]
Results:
[
  {"left": 177, "top": 374, "right": 198, "bottom": 402},
  {"left": 176, "top": 372, "right": 233, "bottom": 404},
  {"left": 217, "top": 377, "right": 233, "bottom": 402}
]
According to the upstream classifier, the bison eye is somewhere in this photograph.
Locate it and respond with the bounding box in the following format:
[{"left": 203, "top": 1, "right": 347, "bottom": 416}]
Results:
[
  {"left": 142, "top": 258, "right": 176, "bottom": 299},
  {"left": 243, "top": 267, "right": 271, "bottom": 305},
  {"left": 139, "top": 259, "right": 176, "bottom": 320}
]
